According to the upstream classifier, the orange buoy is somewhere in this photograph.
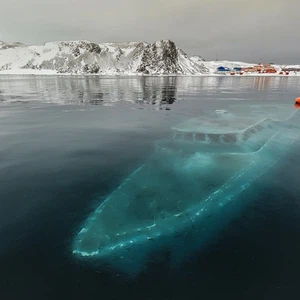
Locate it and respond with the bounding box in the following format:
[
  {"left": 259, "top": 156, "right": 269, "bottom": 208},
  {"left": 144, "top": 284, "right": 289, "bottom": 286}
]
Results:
[{"left": 295, "top": 97, "right": 300, "bottom": 109}]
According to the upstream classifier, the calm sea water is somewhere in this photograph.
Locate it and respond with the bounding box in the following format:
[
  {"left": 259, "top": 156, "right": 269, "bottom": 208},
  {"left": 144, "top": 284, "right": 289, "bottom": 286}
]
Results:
[{"left": 0, "top": 75, "right": 300, "bottom": 300}]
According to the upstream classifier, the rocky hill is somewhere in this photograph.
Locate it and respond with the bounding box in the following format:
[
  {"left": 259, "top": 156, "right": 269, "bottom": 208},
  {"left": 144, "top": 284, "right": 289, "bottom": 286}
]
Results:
[{"left": 0, "top": 39, "right": 209, "bottom": 75}]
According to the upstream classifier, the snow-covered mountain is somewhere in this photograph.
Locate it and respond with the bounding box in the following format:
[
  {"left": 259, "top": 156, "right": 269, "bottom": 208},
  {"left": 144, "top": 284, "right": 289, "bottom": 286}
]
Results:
[
  {"left": 0, "top": 39, "right": 209, "bottom": 75},
  {"left": 0, "top": 41, "right": 26, "bottom": 50},
  {"left": 190, "top": 55, "right": 205, "bottom": 63}
]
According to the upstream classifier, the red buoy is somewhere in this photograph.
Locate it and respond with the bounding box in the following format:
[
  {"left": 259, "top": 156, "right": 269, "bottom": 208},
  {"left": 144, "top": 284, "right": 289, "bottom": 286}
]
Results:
[{"left": 295, "top": 97, "right": 300, "bottom": 109}]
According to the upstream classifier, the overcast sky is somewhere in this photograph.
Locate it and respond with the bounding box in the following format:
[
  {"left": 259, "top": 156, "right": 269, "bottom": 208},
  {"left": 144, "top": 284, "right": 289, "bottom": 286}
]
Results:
[{"left": 1, "top": 0, "right": 299, "bottom": 63}]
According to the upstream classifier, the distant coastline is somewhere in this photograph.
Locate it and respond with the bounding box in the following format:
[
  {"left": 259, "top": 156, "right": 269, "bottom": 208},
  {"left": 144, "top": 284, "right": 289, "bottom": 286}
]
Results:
[
  {"left": 0, "top": 40, "right": 299, "bottom": 76},
  {"left": 0, "top": 70, "right": 299, "bottom": 77}
]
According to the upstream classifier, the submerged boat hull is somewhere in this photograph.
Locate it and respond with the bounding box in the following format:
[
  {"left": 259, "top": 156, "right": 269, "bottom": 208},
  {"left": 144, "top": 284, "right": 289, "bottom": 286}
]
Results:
[{"left": 72, "top": 104, "right": 299, "bottom": 274}]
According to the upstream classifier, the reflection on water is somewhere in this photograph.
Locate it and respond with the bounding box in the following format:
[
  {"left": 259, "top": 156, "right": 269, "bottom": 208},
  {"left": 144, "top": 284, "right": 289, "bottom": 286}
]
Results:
[
  {"left": 254, "top": 77, "right": 272, "bottom": 90},
  {"left": 0, "top": 75, "right": 299, "bottom": 106},
  {"left": 0, "top": 76, "right": 180, "bottom": 107}
]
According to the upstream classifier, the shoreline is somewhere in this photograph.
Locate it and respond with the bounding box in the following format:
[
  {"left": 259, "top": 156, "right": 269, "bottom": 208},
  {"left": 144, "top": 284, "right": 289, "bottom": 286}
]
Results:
[{"left": 0, "top": 70, "right": 300, "bottom": 77}]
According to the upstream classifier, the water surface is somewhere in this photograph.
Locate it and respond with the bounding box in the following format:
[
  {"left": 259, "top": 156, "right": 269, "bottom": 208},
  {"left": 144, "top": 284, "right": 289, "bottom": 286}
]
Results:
[{"left": 0, "top": 75, "right": 300, "bottom": 299}]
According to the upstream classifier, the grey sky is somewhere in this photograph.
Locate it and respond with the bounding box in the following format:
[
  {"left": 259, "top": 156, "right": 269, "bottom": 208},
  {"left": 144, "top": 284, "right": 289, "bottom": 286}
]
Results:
[{"left": 1, "top": 0, "right": 299, "bottom": 63}]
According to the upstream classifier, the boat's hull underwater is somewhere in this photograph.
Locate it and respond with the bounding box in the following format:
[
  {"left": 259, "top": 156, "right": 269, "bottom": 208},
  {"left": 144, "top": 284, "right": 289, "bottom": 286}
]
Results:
[{"left": 72, "top": 104, "right": 300, "bottom": 275}]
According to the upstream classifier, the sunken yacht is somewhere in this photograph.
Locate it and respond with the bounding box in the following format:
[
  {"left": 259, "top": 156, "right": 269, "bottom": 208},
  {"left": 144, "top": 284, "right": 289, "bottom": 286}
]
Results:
[{"left": 72, "top": 104, "right": 299, "bottom": 274}]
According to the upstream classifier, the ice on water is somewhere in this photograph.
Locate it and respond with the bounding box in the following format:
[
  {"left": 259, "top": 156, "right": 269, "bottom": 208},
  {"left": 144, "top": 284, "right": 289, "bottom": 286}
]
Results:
[{"left": 72, "top": 104, "right": 299, "bottom": 274}]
